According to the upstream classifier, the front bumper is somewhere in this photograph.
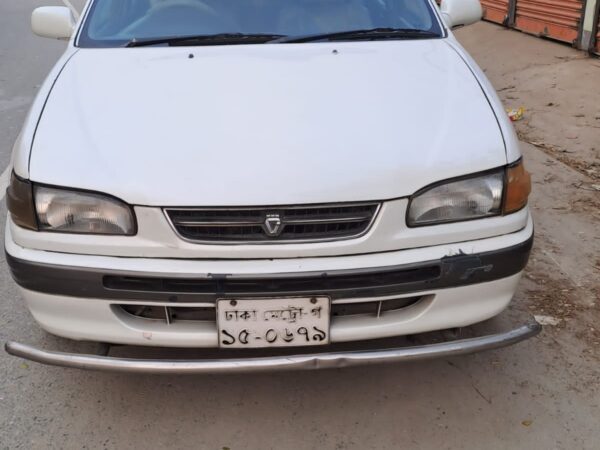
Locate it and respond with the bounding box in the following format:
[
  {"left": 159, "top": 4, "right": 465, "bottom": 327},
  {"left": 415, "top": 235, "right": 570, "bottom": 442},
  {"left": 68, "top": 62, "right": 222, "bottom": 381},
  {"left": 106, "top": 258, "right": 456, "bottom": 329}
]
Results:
[
  {"left": 5, "top": 215, "right": 534, "bottom": 349},
  {"left": 5, "top": 319, "right": 541, "bottom": 374}
]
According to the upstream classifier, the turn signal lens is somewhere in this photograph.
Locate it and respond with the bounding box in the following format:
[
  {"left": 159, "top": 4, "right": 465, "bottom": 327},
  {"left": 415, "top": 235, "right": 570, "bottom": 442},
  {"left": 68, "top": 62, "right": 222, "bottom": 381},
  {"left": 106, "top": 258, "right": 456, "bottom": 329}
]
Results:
[
  {"left": 504, "top": 160, "right": 531, "bottom": 214},
  {"left": 6, "top": 172, "right": 38, "bottom": 230}
]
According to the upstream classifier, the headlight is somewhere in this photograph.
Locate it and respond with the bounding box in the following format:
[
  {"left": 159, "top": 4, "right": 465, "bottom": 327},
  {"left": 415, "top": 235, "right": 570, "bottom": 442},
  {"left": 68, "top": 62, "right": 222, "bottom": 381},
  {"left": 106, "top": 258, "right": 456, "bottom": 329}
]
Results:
[
  {"left": 407, "top": 160, "right": 531, "bottom": 227},
  {"left": 34, "top": 186, "right": 136, "bottom": 235}
]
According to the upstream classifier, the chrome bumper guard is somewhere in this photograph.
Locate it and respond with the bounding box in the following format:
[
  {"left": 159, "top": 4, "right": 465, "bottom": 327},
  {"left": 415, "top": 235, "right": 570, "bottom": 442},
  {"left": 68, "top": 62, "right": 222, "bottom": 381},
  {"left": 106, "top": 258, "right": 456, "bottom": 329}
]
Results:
[{"left": 4, "top": 319, "right": 541, "bottom": 374}]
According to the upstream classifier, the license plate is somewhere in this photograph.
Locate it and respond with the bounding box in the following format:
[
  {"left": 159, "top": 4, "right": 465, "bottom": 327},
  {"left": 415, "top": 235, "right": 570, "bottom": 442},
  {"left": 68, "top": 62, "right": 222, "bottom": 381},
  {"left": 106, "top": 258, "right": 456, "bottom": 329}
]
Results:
[{"left": 216, "top": 297, "right": 330, "bottom": 348}]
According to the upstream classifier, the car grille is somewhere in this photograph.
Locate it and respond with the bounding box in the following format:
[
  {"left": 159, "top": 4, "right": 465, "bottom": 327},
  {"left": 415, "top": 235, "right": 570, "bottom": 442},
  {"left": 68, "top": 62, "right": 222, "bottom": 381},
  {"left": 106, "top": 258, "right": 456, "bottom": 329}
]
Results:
[{"left": 164, "top": 203, "right": 380, "bottom": 243}]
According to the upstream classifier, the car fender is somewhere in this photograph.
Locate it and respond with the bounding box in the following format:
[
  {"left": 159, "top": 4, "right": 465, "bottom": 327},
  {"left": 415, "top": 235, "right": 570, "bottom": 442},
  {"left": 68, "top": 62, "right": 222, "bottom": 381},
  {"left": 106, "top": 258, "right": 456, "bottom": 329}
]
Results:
[
  {"left": 10, "top": 49, "right": 79, "bottom": 179},
  {"left": 444, "top": 38, "right": 522, "bottom": 164},
  {"left": 10, "top": 0, "right": 93, "bottom": 179}
]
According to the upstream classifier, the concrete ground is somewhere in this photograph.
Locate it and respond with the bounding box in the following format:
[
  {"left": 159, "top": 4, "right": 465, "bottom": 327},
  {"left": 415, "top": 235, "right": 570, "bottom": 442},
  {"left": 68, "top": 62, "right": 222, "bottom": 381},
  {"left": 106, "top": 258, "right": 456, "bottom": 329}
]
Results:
[{"left": 0, "top": 3, "right": 599, "bottom": 448}]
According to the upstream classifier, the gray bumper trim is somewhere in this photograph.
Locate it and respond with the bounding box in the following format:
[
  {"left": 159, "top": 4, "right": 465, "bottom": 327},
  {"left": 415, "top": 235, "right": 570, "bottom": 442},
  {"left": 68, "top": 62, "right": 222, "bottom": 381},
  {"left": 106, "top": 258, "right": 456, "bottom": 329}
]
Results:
[
  {"left": 5, "top": 234, "right": 533, "bottom": 303},
  {"left": 5, "top": 319, "right": 541, "bottom": 374}
]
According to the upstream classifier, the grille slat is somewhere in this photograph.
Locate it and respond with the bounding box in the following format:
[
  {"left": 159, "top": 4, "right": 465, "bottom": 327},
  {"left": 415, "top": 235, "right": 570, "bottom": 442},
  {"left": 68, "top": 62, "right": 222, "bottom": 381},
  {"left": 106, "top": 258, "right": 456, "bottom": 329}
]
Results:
[{"left": 165, "top": 203, "right": 380, "bottom": 243}]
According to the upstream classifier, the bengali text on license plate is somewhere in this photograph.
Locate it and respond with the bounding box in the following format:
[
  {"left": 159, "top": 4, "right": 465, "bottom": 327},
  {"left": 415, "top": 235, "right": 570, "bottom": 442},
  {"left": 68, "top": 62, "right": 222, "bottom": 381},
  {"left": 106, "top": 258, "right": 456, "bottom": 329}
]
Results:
[{"left": 216, "top": 297, "right": 330, "bottom": 348}]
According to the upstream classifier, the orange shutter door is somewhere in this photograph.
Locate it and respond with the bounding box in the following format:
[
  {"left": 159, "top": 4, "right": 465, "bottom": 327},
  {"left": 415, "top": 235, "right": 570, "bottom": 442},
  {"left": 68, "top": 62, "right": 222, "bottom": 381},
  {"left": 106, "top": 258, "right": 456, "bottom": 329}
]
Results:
[
  {"left": 514, "top": 0, "right": 584, "bottom": 44},
  {"left": 481, "top": 0, "right": 511, "bottom": 24}
]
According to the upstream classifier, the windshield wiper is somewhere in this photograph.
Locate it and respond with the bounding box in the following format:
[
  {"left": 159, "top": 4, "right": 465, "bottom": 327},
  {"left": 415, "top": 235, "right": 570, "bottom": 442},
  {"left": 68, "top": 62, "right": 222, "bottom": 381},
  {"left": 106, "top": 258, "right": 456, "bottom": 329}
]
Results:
[
  {"left": 275, "top": 28, "right": 439, "bottom": 44},
  {"left": 125, "top": 29, "right": 438, "bottom": 47},
  {"left": 126, "top": 33, "right": 286, "bottom": 47}
]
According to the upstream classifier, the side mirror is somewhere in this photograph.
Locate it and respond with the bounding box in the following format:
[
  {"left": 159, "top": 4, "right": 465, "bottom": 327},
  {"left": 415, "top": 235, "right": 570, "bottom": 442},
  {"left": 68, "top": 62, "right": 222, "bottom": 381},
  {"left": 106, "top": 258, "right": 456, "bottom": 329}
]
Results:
[
  {"left": 31, "top": 7, "right": 75, "bottom": 40},
  {"left": 440, "top": 0, "right": 483, "bottom": 29}
]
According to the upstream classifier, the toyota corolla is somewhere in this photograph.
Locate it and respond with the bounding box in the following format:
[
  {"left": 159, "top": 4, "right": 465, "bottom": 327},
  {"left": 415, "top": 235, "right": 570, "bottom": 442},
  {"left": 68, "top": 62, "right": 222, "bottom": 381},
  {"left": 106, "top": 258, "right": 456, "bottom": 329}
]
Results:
[{"left": 4, "top": 0, "right": 540, "bottom": 373}]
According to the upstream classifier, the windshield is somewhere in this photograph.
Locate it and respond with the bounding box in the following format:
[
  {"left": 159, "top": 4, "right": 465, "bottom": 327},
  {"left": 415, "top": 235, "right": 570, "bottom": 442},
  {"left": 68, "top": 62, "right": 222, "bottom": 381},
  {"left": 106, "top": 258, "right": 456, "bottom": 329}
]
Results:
[{"left": 78, "top": 0, "right": 443, "bottom": 47}]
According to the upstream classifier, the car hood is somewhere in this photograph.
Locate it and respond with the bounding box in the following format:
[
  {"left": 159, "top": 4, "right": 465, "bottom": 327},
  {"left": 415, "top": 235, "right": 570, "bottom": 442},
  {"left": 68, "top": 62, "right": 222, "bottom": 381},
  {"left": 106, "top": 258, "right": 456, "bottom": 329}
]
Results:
[{"left": 31, "top": 41, "right": 506, "bottom": 206}]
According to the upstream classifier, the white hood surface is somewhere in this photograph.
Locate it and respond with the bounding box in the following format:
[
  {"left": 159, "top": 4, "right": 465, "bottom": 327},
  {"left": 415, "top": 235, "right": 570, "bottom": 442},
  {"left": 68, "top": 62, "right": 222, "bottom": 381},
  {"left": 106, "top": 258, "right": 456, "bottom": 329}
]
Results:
[{"left": 30, "top": 40, "right": 506, "bottom": 206}]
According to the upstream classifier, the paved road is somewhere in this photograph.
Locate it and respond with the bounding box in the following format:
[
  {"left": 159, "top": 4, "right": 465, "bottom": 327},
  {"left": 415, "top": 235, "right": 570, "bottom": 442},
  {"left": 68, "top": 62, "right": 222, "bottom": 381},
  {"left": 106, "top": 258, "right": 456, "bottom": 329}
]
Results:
[{"left": 1, "top": 2, "right": 598, "bottom": 449}]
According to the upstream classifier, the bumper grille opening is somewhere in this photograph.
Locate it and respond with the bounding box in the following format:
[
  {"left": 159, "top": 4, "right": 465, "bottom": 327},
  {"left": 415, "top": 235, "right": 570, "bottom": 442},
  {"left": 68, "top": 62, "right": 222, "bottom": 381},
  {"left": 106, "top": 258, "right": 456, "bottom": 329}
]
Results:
[
  {"left": 164, "top": 203, "right": 380, "bottom": 243},
  {"left": 117, "top": 296, "right": 424, "bottom": 325},
  {"left": 332, "top": 297, "right": 423, "bottom": 318},
  {"left": 119, "top": 305, "right": 216, "bottom": 323}
]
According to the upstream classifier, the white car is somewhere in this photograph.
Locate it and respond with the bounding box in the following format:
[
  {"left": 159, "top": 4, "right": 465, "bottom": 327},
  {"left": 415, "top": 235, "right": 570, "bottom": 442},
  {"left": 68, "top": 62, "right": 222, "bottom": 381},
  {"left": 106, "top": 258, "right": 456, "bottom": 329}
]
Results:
[{"left": 5, "top": 0, "right": 539, "bottom": 373}]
